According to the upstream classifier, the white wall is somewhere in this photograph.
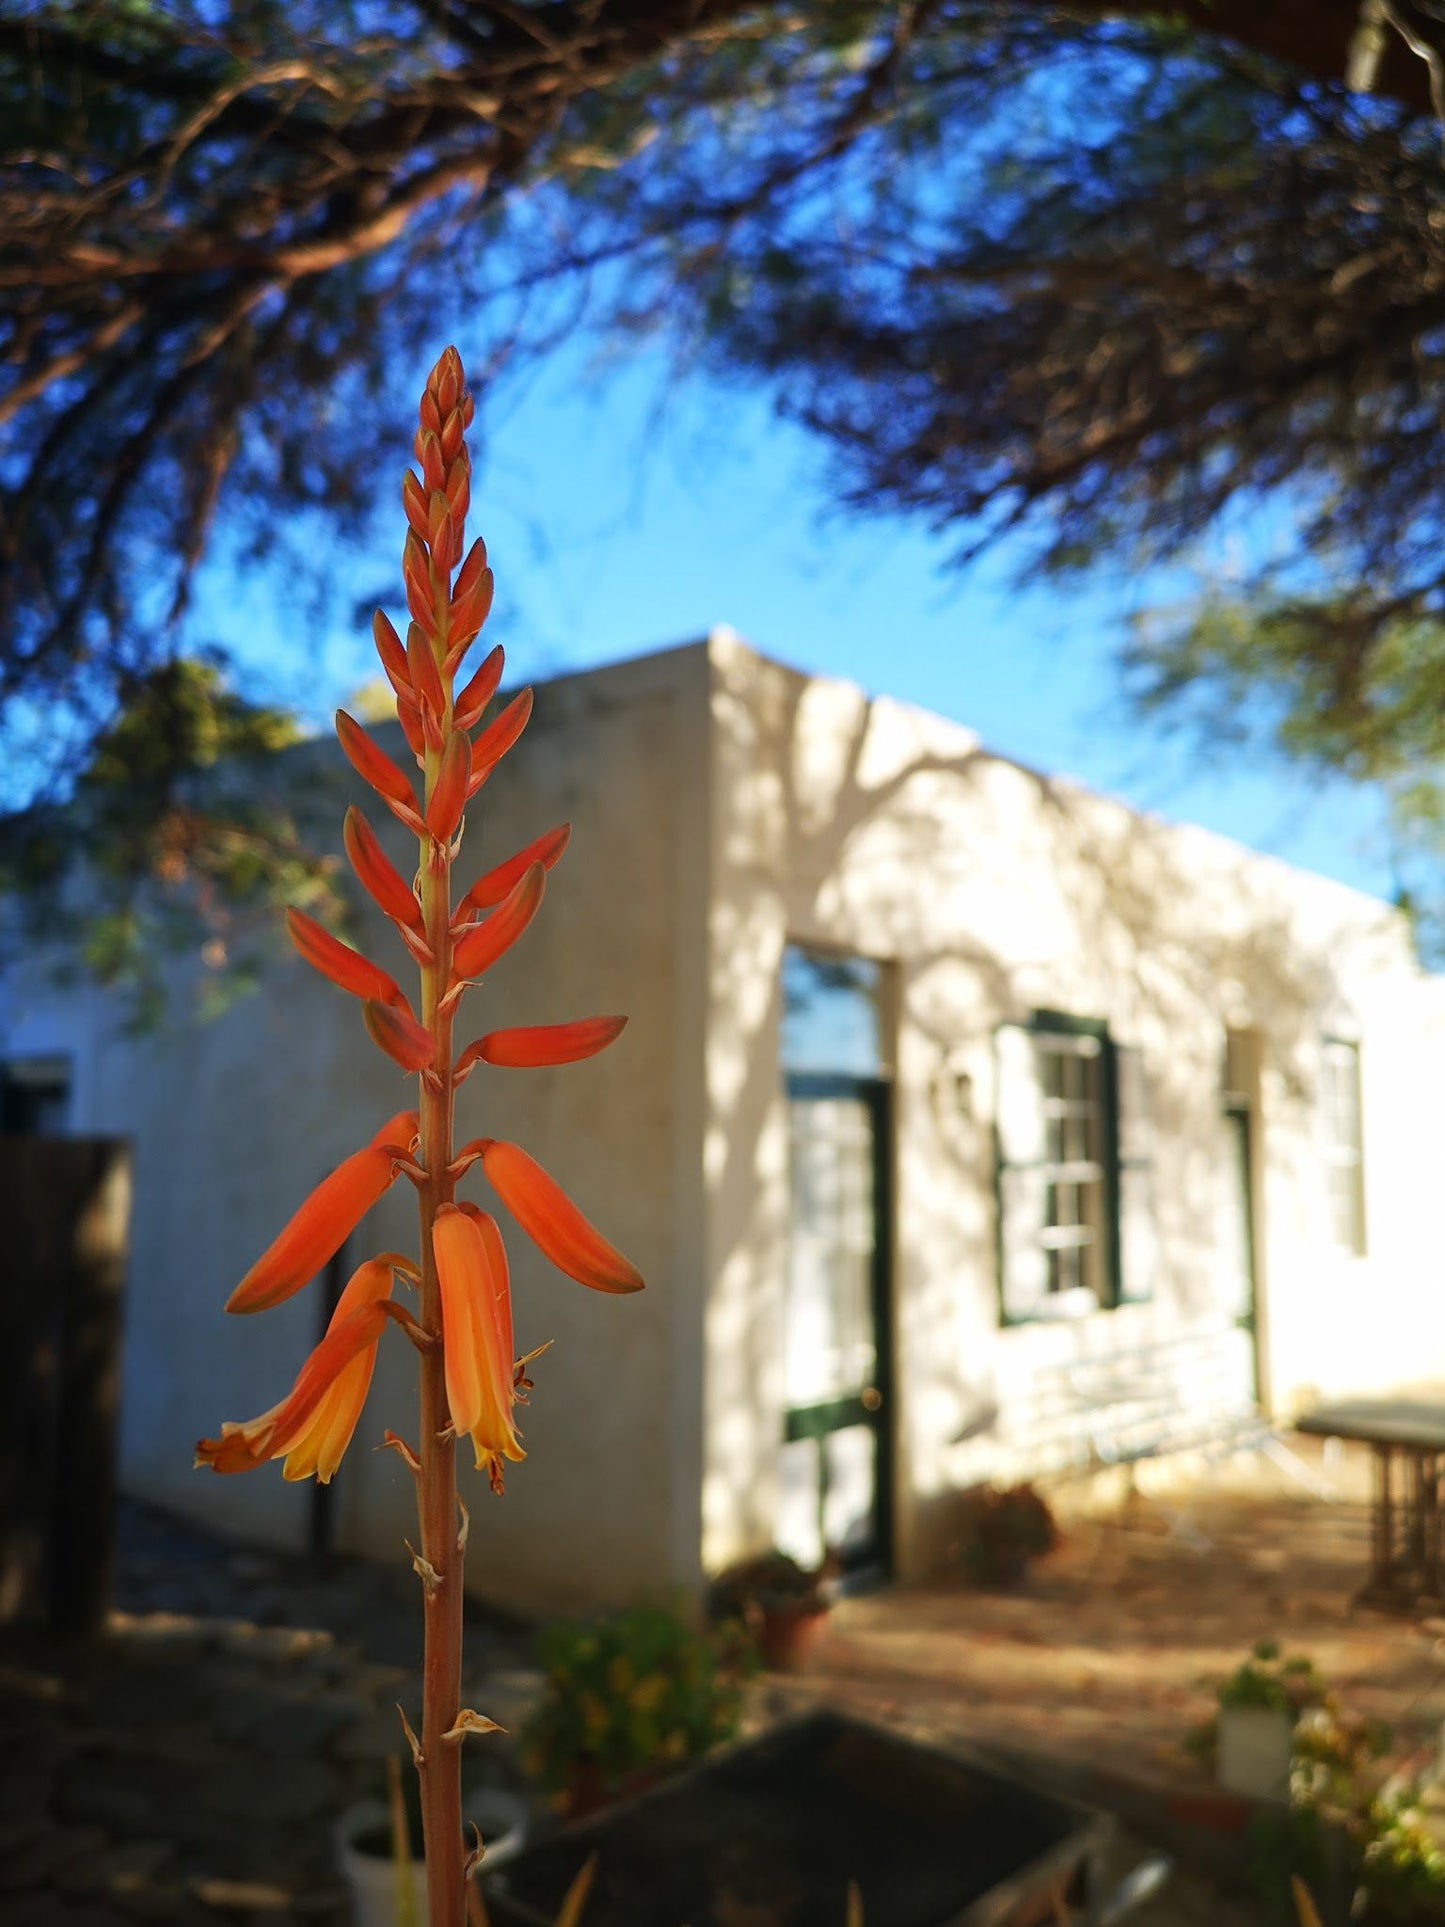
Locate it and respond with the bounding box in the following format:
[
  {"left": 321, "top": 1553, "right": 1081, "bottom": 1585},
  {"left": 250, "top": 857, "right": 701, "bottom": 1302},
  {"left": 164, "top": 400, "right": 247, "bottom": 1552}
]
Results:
[
  {"left": 11, "top": 631, "right": 1441, "bottom": 1612},
  {"left": 1, "top": 645, "right": 711, "bottom": 1617},
  {"left": 699, "top": 634, "right": 1443, "bottom": 1581}
]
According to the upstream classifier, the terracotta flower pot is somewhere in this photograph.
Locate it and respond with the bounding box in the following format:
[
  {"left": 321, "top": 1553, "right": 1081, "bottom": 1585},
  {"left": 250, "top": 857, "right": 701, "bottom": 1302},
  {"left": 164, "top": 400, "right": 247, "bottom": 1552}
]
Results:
[{"left": 758, "top": 1602, "right": 829, "bottom": 1673}]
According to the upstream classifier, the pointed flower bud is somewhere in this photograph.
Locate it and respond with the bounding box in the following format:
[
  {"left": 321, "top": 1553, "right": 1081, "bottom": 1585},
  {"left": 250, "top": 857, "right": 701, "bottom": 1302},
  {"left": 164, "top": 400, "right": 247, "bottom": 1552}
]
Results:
[
  {"left": 286, "top": 907, "right": 403, "bottom": 1006},
  {"left": 406, "top": 619, "right": 445, "bottom": 718},
  {"left": 372, "top": 611, "right": 410, "bottom": 691},
  {"left": 425, "top": 731, "right": 471, "bottom": 843},
  {"left": 452, "top": 644, "right": 505, "bottom": 730},
  {"left": 450, "top": 863, "right": 544, "bottom": 983},
  {"left": 418, "top": 432, "right": 446, "bottom": 494},
  {"left": 433, "top": 1204, "right": 523, "bottom": 1480},
  {"left": 454, "top": 824, "right": 569, "bottom": 922},
  {"left": 431, "top": 346, "right": 463, "bottom": 417},
  {"left": 479, "top": 1139, "right": 644, "bottom": 1294},
  {"left": 344, "top": 807, "right": 422, "bottom": 930},
  {"left": 446, "top": 568, "right": 494, "bottom": 657},
  {"left": 456, "top": 1017, "right": 626, "bottom": 1075},
  {"left": 454, "top": 539, "right": 489, "bottom": 604},
  {"left": 466, "top": 689, "right": 532, "bottom": 796},
  {"left": 335, "top": 712, "right": 419, "bottom": 819},
  {"left": 396, "top": 695, "right": 425, "bottom": 760},
  {"left": 226, "top": 1112, "right": 417, "bottom": 1314},
  {"left": 364, "top": 998, "right": 436, "bottom": 1072},
  {"left": 402, "top": 470, "right": 429, "bottom": 540}
]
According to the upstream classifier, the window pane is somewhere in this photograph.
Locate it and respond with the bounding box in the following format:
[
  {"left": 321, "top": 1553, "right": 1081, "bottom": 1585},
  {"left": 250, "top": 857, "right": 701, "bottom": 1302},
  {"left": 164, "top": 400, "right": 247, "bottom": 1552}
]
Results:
[
  {"left": 781, "top": 946, "right": 886, "bottom": 1077},
  {"left": 1321, "top": 1038, "right": 1365, "bottom": 1256},
  {"left": 1034, "top": 1030, "right": 1107, "bottom": 1303},
  {"left": 785, "top": 1096, "right": 877, "bottom": 1405}
]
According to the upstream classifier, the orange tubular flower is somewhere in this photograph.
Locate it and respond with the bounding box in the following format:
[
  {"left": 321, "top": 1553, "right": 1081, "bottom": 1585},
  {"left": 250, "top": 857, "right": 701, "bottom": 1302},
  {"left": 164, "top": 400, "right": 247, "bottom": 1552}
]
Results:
[
  {"left": 364, "top": 998, "right": 436, "bottom": 1072},
  {"left": 453, "top": 823, "right": 570, "bottom": 923},
  {"left": 226, "top": 1110, "right": 417, "bottom": 1313},
  {"left": 372, "top": 609, "right": 412, "bottom": 690},
  {"left": 450, "top": 862, "right": 545, "bottom": 982},
  {"left": 478, "top": 1139, "right": 644, "bottom": 1294},
  {"left": 452, "top": 642, "right": 504, "bottom": 729},
  {"left": 198, "top": 1257, "right": 400, "bottom": 1480},
  {"left": 286, "top": 907, "right": 405, "bottom": 1006},
  {"left": 466, "top": 688, "right": 533, "bottom": 797},
  {"left": 455, "top": 1016, "right": 626, "bottom": 1078},
  {"left": 425, "top": 730, "right": 471, "bottom": 842},
  {"left": 344, "top": 807, "right": 423, "bottom": 930},
  {"left": 432, "top": 1203, "right": 523, "bottom": 1486},
  {"left": 334, "top": 711, "right": 425, "bottom": 833}
]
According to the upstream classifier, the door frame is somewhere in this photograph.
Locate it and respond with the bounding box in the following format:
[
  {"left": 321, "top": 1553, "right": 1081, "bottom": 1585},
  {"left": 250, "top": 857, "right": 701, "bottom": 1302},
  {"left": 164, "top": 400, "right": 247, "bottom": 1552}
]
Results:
[{"left": 783, "top": 1068, "right": 895, "bottom": 1581}]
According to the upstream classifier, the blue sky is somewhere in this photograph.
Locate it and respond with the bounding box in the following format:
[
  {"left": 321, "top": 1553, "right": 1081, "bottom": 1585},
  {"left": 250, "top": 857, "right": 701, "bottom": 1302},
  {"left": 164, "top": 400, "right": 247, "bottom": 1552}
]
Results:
[{"left": 198, "top": 335, "right": 1397, "bottom": 907}]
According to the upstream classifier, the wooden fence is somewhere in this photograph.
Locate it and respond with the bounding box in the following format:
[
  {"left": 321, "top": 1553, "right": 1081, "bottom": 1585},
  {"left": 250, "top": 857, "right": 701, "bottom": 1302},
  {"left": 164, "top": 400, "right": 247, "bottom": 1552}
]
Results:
[{"left": 0, "top": 1137, "right": 130, "bottom": 1636}]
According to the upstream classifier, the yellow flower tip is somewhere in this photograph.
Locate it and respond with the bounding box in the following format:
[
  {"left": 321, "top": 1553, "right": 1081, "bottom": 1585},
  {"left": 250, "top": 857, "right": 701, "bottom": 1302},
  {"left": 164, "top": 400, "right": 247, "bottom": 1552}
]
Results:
[{"left": 202, "top": 1261, "right": 396, "bottom": 1482}]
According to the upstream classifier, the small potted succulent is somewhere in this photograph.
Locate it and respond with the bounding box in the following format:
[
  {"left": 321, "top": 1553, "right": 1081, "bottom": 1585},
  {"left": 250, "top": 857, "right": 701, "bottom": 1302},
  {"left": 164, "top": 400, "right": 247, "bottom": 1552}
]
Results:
[
  {"left": 951, "top": 1482, "right": 1059, "bottom": 1587},
  {"left": 519, "top": 1603, "right": 754, "bottom": 1818},
  {"left": 708, "top": 1550, "right": 835, "bottom": 1672},
  {"left": 1215, "top": 1642, "right": 1327, "bottom": 1802}
]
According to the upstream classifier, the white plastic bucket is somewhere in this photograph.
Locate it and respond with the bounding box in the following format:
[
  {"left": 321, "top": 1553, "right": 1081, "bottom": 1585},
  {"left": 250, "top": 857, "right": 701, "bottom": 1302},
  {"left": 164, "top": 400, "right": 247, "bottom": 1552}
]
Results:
[{"left": 335, "top": 1787, "right": 528, "bottom": 1926}]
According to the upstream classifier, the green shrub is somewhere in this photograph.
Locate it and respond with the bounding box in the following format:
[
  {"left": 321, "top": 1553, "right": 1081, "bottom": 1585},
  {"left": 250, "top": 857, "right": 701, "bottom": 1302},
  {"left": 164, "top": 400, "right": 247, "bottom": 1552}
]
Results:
[{"left": 520, "top": 1603, "right": 756, "bottom": 1803}]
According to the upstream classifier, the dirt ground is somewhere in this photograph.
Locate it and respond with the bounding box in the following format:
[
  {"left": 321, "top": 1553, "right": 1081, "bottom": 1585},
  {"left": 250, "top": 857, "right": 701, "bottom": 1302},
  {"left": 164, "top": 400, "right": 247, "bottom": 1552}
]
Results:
[
  {"left": 808, "top": 1443, "right": 1445, "bottom": 1797},
  {"left": 2, "top": 1443, "right": 1436, "bottom": 1925}
]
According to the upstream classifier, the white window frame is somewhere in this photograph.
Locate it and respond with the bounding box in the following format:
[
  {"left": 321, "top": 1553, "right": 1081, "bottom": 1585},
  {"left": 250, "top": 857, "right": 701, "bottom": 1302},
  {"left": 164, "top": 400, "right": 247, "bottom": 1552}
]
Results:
[{"left": 995, "top": 1014, "right": 1125, "bottom": 1322}]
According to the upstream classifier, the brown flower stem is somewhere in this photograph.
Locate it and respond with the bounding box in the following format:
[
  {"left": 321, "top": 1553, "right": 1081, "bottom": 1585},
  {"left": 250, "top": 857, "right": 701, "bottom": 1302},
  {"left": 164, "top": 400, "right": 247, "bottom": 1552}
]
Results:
[{"left": 415, "top": 619, "right": 465, "bottom": 1926}]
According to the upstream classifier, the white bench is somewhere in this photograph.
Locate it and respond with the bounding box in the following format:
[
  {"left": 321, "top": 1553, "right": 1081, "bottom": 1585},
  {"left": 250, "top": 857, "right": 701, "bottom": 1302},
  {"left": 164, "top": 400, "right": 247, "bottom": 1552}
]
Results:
[{"left": 1026, "top": 1332, "right": 1328, "bottom": 1544}]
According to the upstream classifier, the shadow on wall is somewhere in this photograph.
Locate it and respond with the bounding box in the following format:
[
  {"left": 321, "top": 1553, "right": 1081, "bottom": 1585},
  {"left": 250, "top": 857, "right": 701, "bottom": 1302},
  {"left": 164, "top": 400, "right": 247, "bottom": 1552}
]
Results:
[{"left": 701, "top": 644, "right": 1405, "bottom": 1574}]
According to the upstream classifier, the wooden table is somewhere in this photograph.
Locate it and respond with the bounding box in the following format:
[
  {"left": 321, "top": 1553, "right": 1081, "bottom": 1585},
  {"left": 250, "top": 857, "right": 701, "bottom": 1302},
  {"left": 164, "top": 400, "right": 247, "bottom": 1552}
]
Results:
[{"left": 1296, "top": 1400, "right": 1445, "bottom": 1610}]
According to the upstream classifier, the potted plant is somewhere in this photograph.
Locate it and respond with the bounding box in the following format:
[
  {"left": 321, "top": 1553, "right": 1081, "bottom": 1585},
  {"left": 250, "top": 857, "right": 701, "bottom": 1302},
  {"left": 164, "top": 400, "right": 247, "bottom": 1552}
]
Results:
[
  {"left": 519, "top": 1603, "right": 754, "bottom": 1818},
  {"left": 708, "top": 1551, "right": 835, "bottom": 1672},
  {"left": 335, "top": 1757, "right": 529, "bottom": 1927},
  {"left": 951, "top": 1482, "right": 1059, "bottom": 1587},
  {"left": 1215, "top": 1642, "right": 1327, "bottom": 1801}
]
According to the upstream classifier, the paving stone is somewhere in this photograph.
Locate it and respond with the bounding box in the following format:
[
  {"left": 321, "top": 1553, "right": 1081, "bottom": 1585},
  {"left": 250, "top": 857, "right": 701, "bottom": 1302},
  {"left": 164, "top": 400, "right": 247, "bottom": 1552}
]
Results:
[
  {"left": 2, "top": 1894, "right": 84, "bottom": 1927},
  {"left": 0, "top": 1814, "right": 48, "bottom": 1857},
  {"left": 55, "top": 1763, "right": 173, "bottom": 1835},
  {"left": 0, "top": 1772, "right": 54, "bottom": 1824},
  {"left": 60, "top": 1837, "right": 173, "bottom": 1903},
  {"left": 188, "top": 1874, "right": 300, "bottom": 1914},
  {"left": 250, "top": 1693, "right": 362, "bottom": 1758},
  {"left": 106, "top": 1613, "right": 213, "bottom": 1653},
  {"left": 332, "top": 1703, "right": 402, "bottom": 1763},
  {"left": 0, "top": 1826, "right": 77, "bottom": 1893}
]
